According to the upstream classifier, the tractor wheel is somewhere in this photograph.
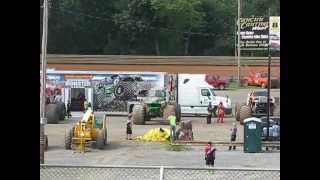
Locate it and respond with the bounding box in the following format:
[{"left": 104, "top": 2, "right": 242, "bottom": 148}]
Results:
[
  {"left": 46, "top": 104, "right": 59, "bottom": 124},
  {"left": 44, "top": 135, "right": 48, "bottom": 151},
  {"left": 132, "top": 104, "right": 145, "bottom": 125},
  {"left": 219, "top": 84, "right": 226, "bottom": 90},
  {"left": 175, "top": 104, "right": 181, "bottom": 122},
  {"left": 96, "top": 129, "right": 105, "bottom": 149},
  {"left": 163, "top": 105, "right": 175, "bottom": 122},
  {"left": 239, "top": 105, "right": 251, "bottom": 125},
  {"left": 64, "top": 127, "right": 73, "bottom": 150}
]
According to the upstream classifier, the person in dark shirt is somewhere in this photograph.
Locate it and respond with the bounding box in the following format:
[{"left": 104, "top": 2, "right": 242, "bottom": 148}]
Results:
[{"left": 229, "top": 123, "right": 237, "bottom": 150}]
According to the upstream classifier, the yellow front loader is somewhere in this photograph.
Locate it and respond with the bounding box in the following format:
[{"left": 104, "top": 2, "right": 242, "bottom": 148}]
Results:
[{"left": 64, "top": 109, "right": 107, "bottom": 151}]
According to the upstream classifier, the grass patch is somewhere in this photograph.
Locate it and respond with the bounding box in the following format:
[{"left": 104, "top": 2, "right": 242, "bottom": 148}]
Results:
[
  {"left": 227, "top": 81, "right": 262, "bottom": 90},
  {"left": 163, "top": 143, "right": 186, "bottom": 152}
]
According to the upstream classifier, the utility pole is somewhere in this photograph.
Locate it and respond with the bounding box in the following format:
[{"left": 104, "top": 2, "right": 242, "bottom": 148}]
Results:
[
  {"left": 237, "top": 0, "right": 241, "bottom": 88},
  {"left": 40, "top": 0, "right": 48, "bottom": 164},
  {"left": 266, "top": 8, "right": 271, "bottom": 142}
]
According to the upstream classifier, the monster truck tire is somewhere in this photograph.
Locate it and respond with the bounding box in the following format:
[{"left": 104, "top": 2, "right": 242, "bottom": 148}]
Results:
[
  {"left": 64, "top": 127, "right": 73, "bottom": 150},
  {"left": 239, "top": 105, "right": 251, "bottom": 125},
  {"left": 46, "top": 104, "right": 59, "bottom": 124},
  {"left": 132, "top": 104, "right": 145, "bottom": 125},
  {"left": 96, "top": 129, "right": 105, "bottom": 149},
  {"left": 163, "top": 105, "right": 175, "bottom": 123}
]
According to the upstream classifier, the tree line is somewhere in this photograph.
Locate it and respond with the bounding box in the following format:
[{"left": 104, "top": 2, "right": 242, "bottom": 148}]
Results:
[{"left": 40, "top": 0, "right": 279, "bottom": 56}]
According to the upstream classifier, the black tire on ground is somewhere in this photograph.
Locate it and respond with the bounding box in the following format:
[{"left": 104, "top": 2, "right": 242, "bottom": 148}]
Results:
[
  {"left": 175, "top": 104, "right": 181, "bottom": 122},
  {"left": 46, "top": 104, "right": 60, "bottom": 124},
  {"left": 64, "top": 127, "right": 73, "bottom": 150},
  {"left": 239, "top": 105, "right": 251, "bottom": 125},
  {"left": 163, "top": 105, "right": 175, "bottom": 122},
  {"left": 45, "top": 135, "right": 48, "bottom": 151},
  {"left": 96, "top": 129, "right": 105, "bottom": 149},
  {"left": 132, "top": 104, "right": 145, "bottom": 125}
]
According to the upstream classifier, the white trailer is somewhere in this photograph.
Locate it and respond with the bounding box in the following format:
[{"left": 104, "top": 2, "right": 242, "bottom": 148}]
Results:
[{"left": 178, "top": 74, "right": 232, "bottom": 116}]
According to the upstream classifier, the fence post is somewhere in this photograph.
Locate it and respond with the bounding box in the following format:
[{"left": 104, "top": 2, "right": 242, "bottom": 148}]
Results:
[{"left": 159, "top": 166, "right": 164, "bottom": 180}]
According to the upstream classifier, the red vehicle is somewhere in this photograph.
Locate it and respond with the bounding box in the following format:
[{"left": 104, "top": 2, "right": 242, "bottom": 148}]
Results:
[
  {"left": 205, "top": 75, "right": 228, "bottom": 90},
  {"left": 241, "top": 72, "right": 280, "bottom": 88}
]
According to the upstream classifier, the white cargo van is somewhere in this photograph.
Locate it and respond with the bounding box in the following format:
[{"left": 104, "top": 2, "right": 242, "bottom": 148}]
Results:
[{"left": 178, "top": 74, "right": 232, "bottom": 116}]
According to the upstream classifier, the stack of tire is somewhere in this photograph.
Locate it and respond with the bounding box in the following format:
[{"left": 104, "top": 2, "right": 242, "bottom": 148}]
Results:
[{"left": 45, "top": 102, "right": 66, "bottom": 124}]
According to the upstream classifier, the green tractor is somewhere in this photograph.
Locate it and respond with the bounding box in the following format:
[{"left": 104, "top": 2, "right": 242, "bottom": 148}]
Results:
[{"left": 128, "top": 89, "right": 181, "bottom": 125}]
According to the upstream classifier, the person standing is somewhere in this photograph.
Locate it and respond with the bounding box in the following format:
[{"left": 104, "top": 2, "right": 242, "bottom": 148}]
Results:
[
  {"left": 67, "top": 101, "right": 72, "bottom": 119},
  {"left": 272, "top": 122, "right": 280, "bottom": 141},
  {"left": 217, "top": 102, "right": 225, "bottom": 123},
  {"left": 207, "top": 102, "right": 214, "bottom": 124},
  {"left": 126, "top": 113, "right": 133, "bottom": 140},
  {"left": 83, "top": 99, "right": 89, "bottom": 113},
  {"left": 229, "top": 123, "right": 237, "bottom": 150},
  {"left": 204, "top": 142, "right": 216, "bottom": 167},
  {"left": 168, "top": 112, "right": 177, "bottom": 143}
]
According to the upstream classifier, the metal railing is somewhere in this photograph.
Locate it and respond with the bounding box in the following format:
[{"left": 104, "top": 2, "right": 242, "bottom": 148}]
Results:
[{"left": 40, "top": 164, "right": 280, "bottom": 180}]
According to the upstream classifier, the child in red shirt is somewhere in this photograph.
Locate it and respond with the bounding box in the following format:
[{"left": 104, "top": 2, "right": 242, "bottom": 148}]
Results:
[{"left": 217, "top": 102, "right": 225, "bottom": 123}]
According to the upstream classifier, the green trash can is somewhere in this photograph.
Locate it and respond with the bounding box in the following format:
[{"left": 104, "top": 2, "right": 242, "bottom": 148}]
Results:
[{"left": 243, "top": 117, "right": 262, "bottom": 153}]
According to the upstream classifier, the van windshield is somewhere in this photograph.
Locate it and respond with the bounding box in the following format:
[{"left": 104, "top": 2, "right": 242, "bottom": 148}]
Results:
[{"left": 210, "top": 88, "right": 216, "bottom": 96}]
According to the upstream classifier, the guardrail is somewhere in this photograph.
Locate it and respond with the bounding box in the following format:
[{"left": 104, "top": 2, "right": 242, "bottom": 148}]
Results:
[
  {"left": 42, "top": 55, "right": 280, "bottom": 66},
  {"left": 40, "top": 164, "right": 280, "bottom": 180}
]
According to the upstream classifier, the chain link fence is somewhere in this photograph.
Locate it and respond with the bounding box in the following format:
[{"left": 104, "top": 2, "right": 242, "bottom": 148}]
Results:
[{"left": 40, "top": 164, "right": 280, "bottom": 180}]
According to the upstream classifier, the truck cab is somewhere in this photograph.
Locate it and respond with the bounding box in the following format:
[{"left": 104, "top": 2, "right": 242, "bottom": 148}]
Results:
[{"left": 179, "top": 74, "right": 232, "bottom": 116}]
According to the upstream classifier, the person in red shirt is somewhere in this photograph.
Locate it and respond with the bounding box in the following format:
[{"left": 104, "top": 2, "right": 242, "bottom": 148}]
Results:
[
  {"left": 204, "top": 142, "right": 216, "bottom": 166},
  {"left": 217, "top": 102, "right": 225, "bottom": 123}
]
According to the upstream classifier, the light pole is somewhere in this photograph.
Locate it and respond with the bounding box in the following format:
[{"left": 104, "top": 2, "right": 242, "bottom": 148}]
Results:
[
  {"left": 266, "top": 8, "right": 271, "bottom": 142},
  {"left": 40, "top": 0, "right": 48, "bottom": 164},
  {"left": 237, "top": 0, "right": 241, "bottom": 88}
]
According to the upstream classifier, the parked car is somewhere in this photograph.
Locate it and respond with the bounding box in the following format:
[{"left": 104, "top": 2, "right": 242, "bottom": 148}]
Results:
[
  {"left": 240, "top": 72, "right": 280, "bottom": 88},
  {"left": 205, "top": 75, "right": 229, "bottom": 90}
]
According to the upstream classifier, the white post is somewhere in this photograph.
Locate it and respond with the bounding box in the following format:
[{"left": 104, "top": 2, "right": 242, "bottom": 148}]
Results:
[
  {"left": 40, "top": 0, "right": 48, "bottom": 164},
  {"left": 159, "top": 166, "right": 164, "bottom": 180}
]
